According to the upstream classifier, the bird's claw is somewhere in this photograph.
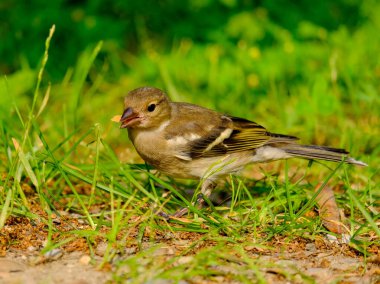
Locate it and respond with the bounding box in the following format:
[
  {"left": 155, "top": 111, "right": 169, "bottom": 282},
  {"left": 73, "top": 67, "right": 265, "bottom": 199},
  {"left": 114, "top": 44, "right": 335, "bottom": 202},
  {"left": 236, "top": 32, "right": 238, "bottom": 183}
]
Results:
[
  {"left": 156, "top": 207, "right": 189, "bottom": 220},
  {"left": 156, "top": 193, "right": 207, "bottom": 220}
]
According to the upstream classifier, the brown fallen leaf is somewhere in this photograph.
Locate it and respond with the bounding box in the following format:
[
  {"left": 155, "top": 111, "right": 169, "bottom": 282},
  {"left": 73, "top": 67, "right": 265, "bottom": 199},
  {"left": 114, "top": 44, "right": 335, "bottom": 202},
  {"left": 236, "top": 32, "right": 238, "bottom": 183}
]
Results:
[
  {"left": 315, "top": 183, "right": 347, "bottom": 234},
  {"left": 368, "top": 254, "right": 380, "bottom": 264}
]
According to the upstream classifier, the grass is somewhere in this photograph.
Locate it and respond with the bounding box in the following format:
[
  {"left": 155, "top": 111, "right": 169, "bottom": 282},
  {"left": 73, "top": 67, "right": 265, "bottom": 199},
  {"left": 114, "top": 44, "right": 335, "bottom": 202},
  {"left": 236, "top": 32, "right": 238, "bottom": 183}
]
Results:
[{"left": 1, "top": 16, "right": 379, "bottom": 283}]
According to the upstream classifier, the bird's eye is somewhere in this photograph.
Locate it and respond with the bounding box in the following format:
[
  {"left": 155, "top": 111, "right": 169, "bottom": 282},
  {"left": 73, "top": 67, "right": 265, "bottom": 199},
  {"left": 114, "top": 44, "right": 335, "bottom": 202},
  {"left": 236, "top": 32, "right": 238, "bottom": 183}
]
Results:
[{"left": 147, "top": 103, "right": 156, "bottom": 112}]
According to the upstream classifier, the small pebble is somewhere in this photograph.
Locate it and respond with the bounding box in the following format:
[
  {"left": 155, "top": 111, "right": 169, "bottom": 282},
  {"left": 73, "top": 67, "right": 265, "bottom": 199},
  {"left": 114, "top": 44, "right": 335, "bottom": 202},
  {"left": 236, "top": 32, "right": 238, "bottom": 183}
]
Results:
[
  {"left": 79, "top": 255, "right": 91, "bottom": 265},
  {"left": 27, "top": 246, "right": 37, "bottom": 252},
  {"left": 305, "top": 243, "right": 316, "bottom": 252},
  {"left": 175, "top": 256, "right": 193, "bottom": 265},
  {"left": 152, "top": 247, "right": 175, "bottom": 256},
  {"left": 326, "top": 234, "right": 351, "bottom": 244},
  {"left": 44, "top": 248, "right": 63, "bottom": 260},
  {"left": 125, "top": 247, "right": 136, "bottom": 255},
  {"left": 95, "top": 242, "right": 108, "bottom": 257}
]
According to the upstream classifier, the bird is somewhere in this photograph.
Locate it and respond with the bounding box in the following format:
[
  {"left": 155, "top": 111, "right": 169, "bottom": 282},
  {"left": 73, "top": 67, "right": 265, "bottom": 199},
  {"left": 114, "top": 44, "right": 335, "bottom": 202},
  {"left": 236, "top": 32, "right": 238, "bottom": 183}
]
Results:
[{"left": 119, "top": 86, "right": 367, "bottom": 216}]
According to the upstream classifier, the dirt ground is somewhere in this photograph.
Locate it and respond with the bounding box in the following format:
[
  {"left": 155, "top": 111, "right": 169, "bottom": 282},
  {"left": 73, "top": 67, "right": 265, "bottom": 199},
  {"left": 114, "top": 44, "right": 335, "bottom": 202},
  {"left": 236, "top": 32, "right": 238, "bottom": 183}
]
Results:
[
  {"left": 1, "top": 237, "right": 379, "bottom": 284},
  {"left": 0, "top": 251, "right": 110, "bottom": 284},
  {"left": 1, "top": 196, "right": 379, "bottom": 283}
]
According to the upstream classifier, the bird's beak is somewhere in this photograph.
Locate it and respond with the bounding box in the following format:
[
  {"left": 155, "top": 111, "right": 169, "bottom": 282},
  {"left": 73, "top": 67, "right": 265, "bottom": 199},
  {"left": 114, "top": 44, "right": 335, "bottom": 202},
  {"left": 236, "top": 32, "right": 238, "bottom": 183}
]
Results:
[{"left": 120, "top": 107, "right": 140, "bottom": 128}]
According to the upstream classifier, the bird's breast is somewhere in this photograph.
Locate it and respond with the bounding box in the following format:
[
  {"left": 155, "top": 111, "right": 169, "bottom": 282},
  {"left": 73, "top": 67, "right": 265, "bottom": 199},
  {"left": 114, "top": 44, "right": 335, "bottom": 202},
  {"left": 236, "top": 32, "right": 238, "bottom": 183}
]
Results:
[
  {"left": 128, "top": 127, "right": 195, "bottom": 178},
  {"left": 129, "top": 128, "right": 166, "bottom": 161}
]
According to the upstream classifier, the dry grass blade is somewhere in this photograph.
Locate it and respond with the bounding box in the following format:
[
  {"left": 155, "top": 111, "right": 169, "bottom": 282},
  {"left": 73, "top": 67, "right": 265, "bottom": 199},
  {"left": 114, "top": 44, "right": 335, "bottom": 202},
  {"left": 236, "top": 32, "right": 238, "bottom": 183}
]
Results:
[
  {"left": 36, "top": 83, "right": 51, "bottom": 118},
  {"left": 12, "top": 138, "right": 38, "bottom": 188}
]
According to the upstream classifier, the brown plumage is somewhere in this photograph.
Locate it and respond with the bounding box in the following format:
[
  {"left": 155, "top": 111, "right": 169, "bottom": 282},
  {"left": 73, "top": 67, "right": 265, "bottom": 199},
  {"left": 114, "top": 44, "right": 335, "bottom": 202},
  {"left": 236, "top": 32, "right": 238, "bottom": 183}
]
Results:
[{"left": 119, "top": 87, "right": 366, "bottom": 214}]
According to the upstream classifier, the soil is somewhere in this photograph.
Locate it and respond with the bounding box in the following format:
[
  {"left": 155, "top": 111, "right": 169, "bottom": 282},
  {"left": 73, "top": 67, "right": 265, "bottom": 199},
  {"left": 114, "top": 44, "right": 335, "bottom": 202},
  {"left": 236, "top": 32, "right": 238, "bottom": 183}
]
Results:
[
  {"left": 1, "top": 244, "right": 379, "bottom": 284},
  {"left": 1, "top": 215, "right": 379, "bottom": 284},
  {"left": 0, "top": 251, "right": 110, "bottom": 284},
  {"left": 1, "top": 192, "right": 379, "bottom": 283}
]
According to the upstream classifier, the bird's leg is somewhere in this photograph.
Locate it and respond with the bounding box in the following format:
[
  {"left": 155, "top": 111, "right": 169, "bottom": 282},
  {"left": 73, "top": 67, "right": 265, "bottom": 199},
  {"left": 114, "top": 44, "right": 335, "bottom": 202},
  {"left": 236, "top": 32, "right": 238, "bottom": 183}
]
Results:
[
  {"left": 173, "top": 179, "right": 216, "bottom": 217},
  {"left": 195, "top": 179, "right": 216, "bottom": 209},
  {"left": 159, "top": 179, "right": 216, "bottom": 219}
]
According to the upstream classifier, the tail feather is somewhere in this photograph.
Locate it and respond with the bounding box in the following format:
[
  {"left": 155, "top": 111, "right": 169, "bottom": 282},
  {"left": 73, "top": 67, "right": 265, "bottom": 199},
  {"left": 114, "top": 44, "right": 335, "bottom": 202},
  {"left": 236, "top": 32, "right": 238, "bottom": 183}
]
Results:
[{"left": 280, "top": 144, "right": 367, "bottom": 166}]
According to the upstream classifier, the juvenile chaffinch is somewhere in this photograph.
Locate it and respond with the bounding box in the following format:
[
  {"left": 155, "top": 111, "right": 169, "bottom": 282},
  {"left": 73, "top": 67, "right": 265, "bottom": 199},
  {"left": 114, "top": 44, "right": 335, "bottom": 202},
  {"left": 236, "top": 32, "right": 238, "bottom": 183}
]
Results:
[{"left": 119, "top": 87, "right": 366, "bottom": 215}]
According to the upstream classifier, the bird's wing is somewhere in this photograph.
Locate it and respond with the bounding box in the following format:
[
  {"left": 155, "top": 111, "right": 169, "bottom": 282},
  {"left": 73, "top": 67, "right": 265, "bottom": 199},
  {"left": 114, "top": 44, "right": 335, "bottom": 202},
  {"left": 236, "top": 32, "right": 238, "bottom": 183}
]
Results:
[
  {"left": 165, "top": 103, "right": 298, "bottom": 160},
  {"left": 189, "top": 116, "right": 272, "bottom": 158}
]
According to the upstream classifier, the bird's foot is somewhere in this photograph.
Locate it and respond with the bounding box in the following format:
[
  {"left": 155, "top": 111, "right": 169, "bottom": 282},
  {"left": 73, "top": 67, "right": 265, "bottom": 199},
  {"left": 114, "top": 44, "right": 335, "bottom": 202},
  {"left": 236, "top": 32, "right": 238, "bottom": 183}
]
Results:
[
  {"left": 156, "top": 207, "right": 189, "bottom": 220},
  {"left": 157, "top": 194, "right": 206, "bottom": 220}
]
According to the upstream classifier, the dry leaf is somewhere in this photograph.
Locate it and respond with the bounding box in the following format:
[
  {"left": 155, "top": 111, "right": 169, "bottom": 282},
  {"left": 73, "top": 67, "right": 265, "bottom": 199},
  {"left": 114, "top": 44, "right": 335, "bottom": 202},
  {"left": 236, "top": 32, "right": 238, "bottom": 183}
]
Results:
[
  {"left": 111, "top": 115, "right": 122, "bottom": 122},
  {"left": 315, "top": 183, "right": 346, "bottom": 234}
]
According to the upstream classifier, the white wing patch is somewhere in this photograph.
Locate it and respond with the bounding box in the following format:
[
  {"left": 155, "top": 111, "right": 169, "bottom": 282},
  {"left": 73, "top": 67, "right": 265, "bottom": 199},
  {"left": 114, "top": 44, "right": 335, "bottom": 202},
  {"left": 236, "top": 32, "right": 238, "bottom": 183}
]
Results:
[
  {"left": 167, "top": 133, "right": 201, "bottom": 161},
  {"left": 167, "top": 133, "right": 201, "bottom": 146},
  {"left": 167, "top": 136, "right": 188, "bottom": 146},
  {"left": 203, "top": 128, "right": 233, "bottom": 153},
  {"left": 186, "top": 133, "right": 202, "bottom": 141}
]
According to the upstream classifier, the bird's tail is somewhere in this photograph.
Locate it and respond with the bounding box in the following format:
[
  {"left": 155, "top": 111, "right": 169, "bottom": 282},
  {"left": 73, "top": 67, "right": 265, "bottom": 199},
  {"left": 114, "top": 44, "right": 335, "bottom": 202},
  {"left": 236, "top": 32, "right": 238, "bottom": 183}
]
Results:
[{"left": 279, "top": 144, "right": 367, "bottom": 166}]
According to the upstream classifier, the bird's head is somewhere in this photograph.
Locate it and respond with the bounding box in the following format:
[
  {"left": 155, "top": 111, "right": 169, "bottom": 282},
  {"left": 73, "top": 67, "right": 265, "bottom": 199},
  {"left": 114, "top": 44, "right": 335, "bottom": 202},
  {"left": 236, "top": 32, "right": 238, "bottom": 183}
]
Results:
[{"left": 120, "top": 87, "right": 171, "bottom": 129}]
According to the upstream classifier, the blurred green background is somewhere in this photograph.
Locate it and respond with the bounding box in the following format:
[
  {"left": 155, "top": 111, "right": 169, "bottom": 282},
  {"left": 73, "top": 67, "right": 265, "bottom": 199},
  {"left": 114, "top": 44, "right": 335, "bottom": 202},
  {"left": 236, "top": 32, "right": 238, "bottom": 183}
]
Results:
[{"left": 1, "top": 0, "right": 379, "bottom": 167}]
